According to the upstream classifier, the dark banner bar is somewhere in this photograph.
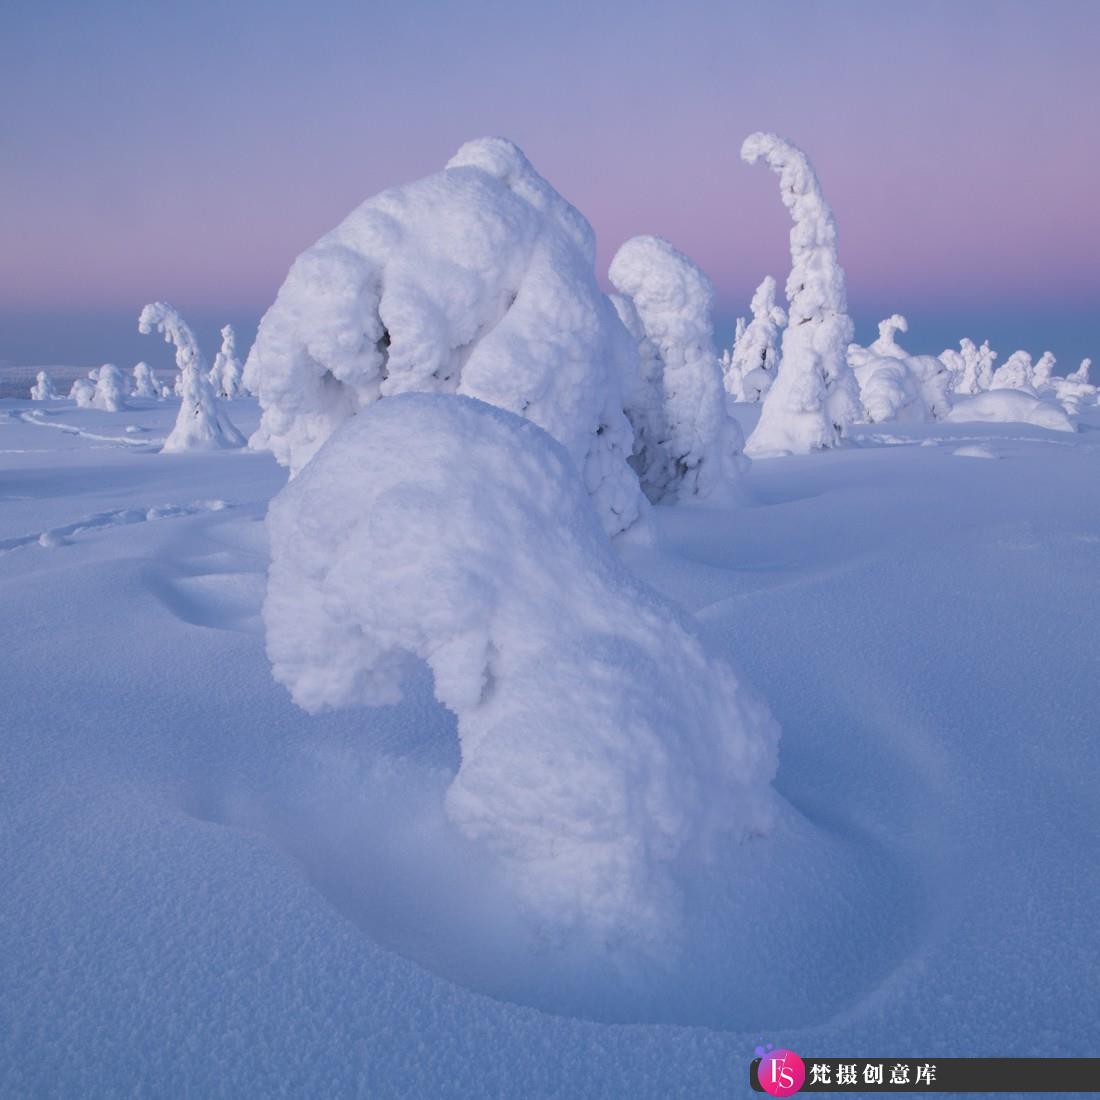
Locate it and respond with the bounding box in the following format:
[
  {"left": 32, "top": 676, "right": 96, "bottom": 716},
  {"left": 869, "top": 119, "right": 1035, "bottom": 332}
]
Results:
[{"left": 750, "top": 1057, "right": 1100, "bottom": 1093}]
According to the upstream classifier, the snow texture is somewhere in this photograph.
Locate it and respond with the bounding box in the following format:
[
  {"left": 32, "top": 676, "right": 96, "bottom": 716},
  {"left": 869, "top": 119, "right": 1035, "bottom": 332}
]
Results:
[
  {"left": 244, "top": 137, "right": 643, "bottom": 535},
  {"left": 263, "top": 393, "right": 778, "bottom": 949},
  {"left": 741, "top": 132, "right": 862, "bottom": 456},
  {"left": 139, "top": 302, "right": 245, "bottom": 453},
  {"left": 608, "top": 235, "right": 745, "bottom": 502}
]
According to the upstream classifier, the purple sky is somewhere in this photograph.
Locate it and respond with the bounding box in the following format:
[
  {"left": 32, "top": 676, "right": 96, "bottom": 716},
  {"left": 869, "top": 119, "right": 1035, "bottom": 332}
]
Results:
[{"left": 2, "top": 0, "right": 1097, "bottom": 369}]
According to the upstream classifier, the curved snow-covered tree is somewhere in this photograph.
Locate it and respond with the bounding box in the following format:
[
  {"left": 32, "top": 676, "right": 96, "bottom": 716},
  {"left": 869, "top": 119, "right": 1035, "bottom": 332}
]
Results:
[
  {"left": 139, "top": 302, "right": 245, "bottom": 452},
  {"left": 244, "top": 137, "right": 643, "bottom": 535},
  {"left": 209, "top": 324, "right": 244, "bottom": 399},
  {"left": 1050, "top": 358, "right": 1095, "bottom": 415},
  {"left": 727, "top": 276, "right": 786, "bottom": 403},
  {"left": 131, "top": 362, "right": 160, "bottom": 399},
  {"left": 740, "top": 132, "right": 862, "bottom": 455},
  {"left": 1068, "top": 357, "right": 1092, "bottom": 384},
  {"left": 265, "top": 392, "right": 779, "bottom": 949},
  {"left": 30, "top": 371, "right": 58, "bottom": 401},
  {"left": 608, "top": 235, "right": 745, "bottom": 502},
  {"left": 92, "top": 364, "right": 126, "bottom": 412},
  {"left": 68, "top": 378, "right": 95, "bottom": 407},
  {"left": 990, "top": 350, "right": 1035, "bottom": 394}
]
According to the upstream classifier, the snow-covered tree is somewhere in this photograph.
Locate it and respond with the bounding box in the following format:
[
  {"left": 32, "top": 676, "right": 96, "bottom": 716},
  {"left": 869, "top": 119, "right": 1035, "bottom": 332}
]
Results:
[
  {"left": 264, "top": 392, "right": 779, "bottom": 951},
  {"left": 990, "top": 350, "right": 1035, "bottom": 393},
  {"left": 1031, "top": 351, "right": 1056, "bottom": 391},
  {"left": 727, "top": 275, "right": 786, "bottom": 403},
  {"left": 608, "top": 234, "right": 746, "bottom": 502},
  {"left": 92, "top": 364, "right": 126, "bottom": 412},
  {"left": 1068, "top": 357, "right": 1092, "bottom": 384},
  {"left": 208, "top": 324, "right": 244, "bottom": 399},
  {"left": 131, "top": 361, "right": 160, "bottom": 399},
  {"left": 68, "top": 378, "right": 94, "bottom": 407},
  {"left": 139, "top": 302, "right": 245, "bottom": 452},
  {"left": 244, "top": 137, "right": 643, "bottom": 536},
  {"left": 740, "top": 132, "right": 862, "bottom": 455},
  {"left": 975, "top": 341, "right": 997, "bottom": 392},
  {"left": 722, "top": 319, "right": 748, "bottom": 400},
  {"left": 30, "top": 371, "right": 57, "bottom": 401},
  {"left": 943, "top": 338, "right": 990, "bottom": 396}
]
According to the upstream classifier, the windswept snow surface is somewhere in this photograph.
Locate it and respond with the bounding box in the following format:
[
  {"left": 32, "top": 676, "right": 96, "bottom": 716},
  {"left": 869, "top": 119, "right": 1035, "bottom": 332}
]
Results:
[{"left": 2, "top": 393, "right": 1099, "bottom": 1098}]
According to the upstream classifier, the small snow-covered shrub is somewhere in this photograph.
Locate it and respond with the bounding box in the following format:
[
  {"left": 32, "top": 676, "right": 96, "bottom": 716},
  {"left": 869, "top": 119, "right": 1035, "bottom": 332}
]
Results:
[
  {"left": 30, "top": 371, "right": 57, "bottom": 401},
  {"left": 608, "top": 235, "right": 745, "bottom": 502},
  {"left": 264, "top": 393, "right": 779, "bottom": 950},
  {"left": 946, "top": 390, "right": 1075, "bottom": 432},
  {"left": 68, "top": 378, "right": 94, "bottom": 407},
  {"left": 92, "top": 364, "right": 126, "bottom": 411},
  {"left": 209, "top": 324, "right": 244, "bottom": 399},
  {"left": 245, "top": 137, "right": 642, "bottom": 535},
  {"left": 139, "top": 302, "right": 244, "bottom": 452},
  {"left": 740, "top": 132, "right": 862, "bottom": 456},
  {"left": 131, "top": 362, "right": 160, "bottom": 399},
  {"left": 726, "top": 276, "right": 786, "bottom": 403}
]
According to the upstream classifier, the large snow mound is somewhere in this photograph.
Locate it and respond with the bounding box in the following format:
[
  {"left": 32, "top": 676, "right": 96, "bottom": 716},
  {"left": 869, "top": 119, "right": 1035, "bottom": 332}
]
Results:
[
  {"left": 263, "top": 393, "right": 779, "bottom": 951},
  {"left": 245, "top": 137, "right": 643, "bottom": 535},
  {"left": 946, "top": 390, "right": 1075, "bottom": 433}
]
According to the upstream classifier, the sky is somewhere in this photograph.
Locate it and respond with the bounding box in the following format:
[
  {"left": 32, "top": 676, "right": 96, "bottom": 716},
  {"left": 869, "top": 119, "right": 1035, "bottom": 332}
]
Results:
[{"left": 1, "top": 0, "right": 1097, "bottom": 371}]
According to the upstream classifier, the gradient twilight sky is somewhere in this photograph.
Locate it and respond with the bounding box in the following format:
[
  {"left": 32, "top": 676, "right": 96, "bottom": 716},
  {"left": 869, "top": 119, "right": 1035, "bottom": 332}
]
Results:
[{"left": 2, "top": 0, "right": 1097, "bottom": 369}]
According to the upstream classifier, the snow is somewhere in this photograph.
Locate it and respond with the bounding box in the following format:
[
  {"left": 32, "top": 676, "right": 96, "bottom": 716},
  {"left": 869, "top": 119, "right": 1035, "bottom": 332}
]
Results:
[
  {"left": 608, "top": 235, "right": 746, "bottom": 501},
  {"left": 92, "top": 363, "right": 127, "bottom": 411},
  {"left": 2, "top": 390, "right": 1100, "bottom": 1096},
  {"left": 244, "top": 137, "right": 643, "bottom": 535},
  {"left": 139, "top": 302, "right": 245, "bottom": 452},
  {"left": 946, "top": 389, "right": 1075, "bottom": 433},
  {"left": 740, "top": 133, "right": 862, "bottom": 456},
  {"left": 131, "top": 361, "right": 160, "bottom": 399},
  {"left": 990, "top": 350, "right": 1036, "bottom": 394},
  {"left": 263, "top": 392, "right": 777, "bottom": 952}
]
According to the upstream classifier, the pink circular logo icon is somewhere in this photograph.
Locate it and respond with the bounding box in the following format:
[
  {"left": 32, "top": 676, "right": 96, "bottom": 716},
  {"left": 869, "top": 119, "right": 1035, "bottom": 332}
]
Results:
[{"left": 758, "top": 1049, "right": 805, "bottom": 1096}]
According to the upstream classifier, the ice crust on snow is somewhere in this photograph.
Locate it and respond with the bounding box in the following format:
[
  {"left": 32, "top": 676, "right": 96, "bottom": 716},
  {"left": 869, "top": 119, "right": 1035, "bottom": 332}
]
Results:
[
  {"left": 244, "top": 138, "right": 643, "bottom": 535},
  {"left": 139, "top": 302, "right": 245, "bottom": 453},
  {"left": 608, "top": 235, "right": 746, "bottom": 502},
  {"left": 741, "top": 132, "right": 862, "bottom": 456},
  {"left": 263, "top": 393, "right": 778, "bottom": 949}
]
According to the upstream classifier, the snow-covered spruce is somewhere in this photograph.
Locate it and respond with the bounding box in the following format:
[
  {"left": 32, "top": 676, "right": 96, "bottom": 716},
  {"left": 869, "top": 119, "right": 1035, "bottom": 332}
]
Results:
[
  {"left": 264, "top": 393, "right": 779, "bottom": 950},
  {"left": 92, "top": 364, "right": 126, "bottom": 412},
  {"left": 131, "top": 362, "right": 160, "bottom": 399},
  {"left": 209, "top": 324, "right": 244, "bottom": 399},
  {"left": 1030, "top": 351, "right": 1056, "bottom": 392},
  {"left": 990, "top": 350, "right": 1036, "bottom": 394},
  {"left": 849, "top": 315, "right": 952, "bottom": 423},
  {"left": 139, "top": 302, "right": 245, "bottom": 453},
  {"left": 941, "top": 337, "right": 995, "bottom": 396},
  {"left": 1049, "top": 358, "right": 1096, "bottom": 415},
  {"left": 30, "top": 371, "right": 58, "bottom": 401},
  {"left": 740, "top": 132, "right": 862, "bottom": 456},
  {"left": 244, "top": 137, "right": 642, "bottom": 535},
  {"left": 68, "top": 378, "right": 94, "bottom": 407},
  {"left": 608, "top": 235, "right": 746, "bottom": 502},
  {"left": 726, "top": 276, "right": 786, "bottom": 403}
]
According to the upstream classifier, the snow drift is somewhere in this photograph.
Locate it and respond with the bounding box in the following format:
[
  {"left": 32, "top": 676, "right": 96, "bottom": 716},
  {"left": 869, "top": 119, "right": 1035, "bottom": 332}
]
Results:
[
  {"left": 946, "top": 390, "right": 1075, "bottom": 432},
  {"left": 263, "top": 393, "right": 779, "bottom": 951},
  {"left": 741, "top": 132, "right": 862, "bottom": 456},
  {"left": 244, "top": 138, "right": 643, "bottom": 535},
  {"left": 608, "top": 235, "right": 745, "bottom": 502}
]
